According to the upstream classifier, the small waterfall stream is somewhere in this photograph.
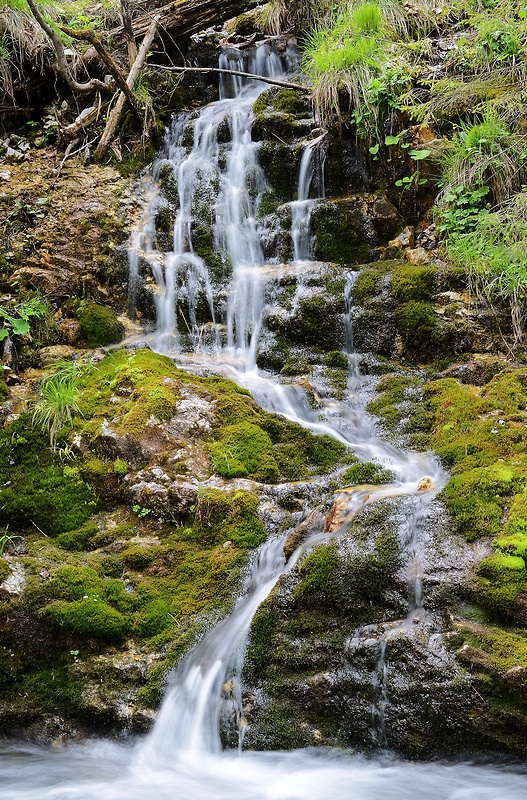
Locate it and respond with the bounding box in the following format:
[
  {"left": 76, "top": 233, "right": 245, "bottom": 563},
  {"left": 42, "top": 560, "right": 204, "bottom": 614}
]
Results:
[{"left": 1, "top": 42, "right": 527, "bottom": 800}]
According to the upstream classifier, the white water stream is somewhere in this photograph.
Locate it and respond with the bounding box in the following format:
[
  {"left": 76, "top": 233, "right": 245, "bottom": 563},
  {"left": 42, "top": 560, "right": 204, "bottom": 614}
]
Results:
[{"left": 1, "top": 43, "right": 526, "bottom": 799}]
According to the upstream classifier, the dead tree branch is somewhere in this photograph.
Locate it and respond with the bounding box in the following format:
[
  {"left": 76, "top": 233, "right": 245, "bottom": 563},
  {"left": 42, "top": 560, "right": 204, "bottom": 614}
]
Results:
[
  {"left": 94, "top": 14, "right": 160, "bottom": 162},
  {"left": 153, "top": 64, "right": 307, "bottom": 91},
  {"left": 60, "top": 25, "right": 141, "bottom": 116},
  {"left": 25, "top": 0, "right": 113, "bottom": 94}
]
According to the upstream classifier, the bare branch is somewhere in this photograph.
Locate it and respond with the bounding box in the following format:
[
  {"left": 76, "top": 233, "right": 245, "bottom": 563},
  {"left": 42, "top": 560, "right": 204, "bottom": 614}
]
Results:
[{"left": 152, "top": 64, "right": 307, "bottom": 92}]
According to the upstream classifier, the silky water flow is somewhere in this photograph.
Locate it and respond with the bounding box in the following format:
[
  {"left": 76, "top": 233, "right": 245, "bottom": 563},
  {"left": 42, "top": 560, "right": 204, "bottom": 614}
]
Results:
[{"left": 1, "top": 44, "right": 526, "bottom": 800}]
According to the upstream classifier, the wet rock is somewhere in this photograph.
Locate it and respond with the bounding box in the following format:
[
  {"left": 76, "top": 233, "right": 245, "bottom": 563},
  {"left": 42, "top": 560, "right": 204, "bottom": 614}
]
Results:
[{"left": 406, "top": 246, "right": 430, "bottom": 264}]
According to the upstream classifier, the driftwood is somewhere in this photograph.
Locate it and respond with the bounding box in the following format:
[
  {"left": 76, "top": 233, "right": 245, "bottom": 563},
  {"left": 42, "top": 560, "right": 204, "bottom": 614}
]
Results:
[
  {"left": 94, "top": 15, "right": 160, "bottom": 162},
  {"left": 114, "top": 0, "right": 257, "bottom": 40}
]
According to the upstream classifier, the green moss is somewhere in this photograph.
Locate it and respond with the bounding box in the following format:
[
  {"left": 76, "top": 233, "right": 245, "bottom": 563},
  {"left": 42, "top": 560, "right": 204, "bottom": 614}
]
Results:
[
  {"left": 155, "top": 205, "right": 173, "bottom": 234},
  {"left": 388, "top": 265, "right": 435, "bottom": 303},
  {"left": 76, "top": 301, "right": 124, "bottom": 348},
  {"left": 158, "top": 163, "right": 179, "bottom": 206},
  {"left": 353, "top": 269, "right": 382, "bottom": 303},
  {"left": 395, "top": 301, "right": 439, "bottom": 354},
  {"left": 253, "top": 88, "right": 278, "bottom": 116},
  {"left": 295, "top": 542, "right": 339, "bottom": 601},
  {"left": 280, "top": 356, "right": 311, "bottom": 376},
  {"left": 134, "top": 599, "right": 173, "bottom": 638},
  {"left": 246, "top": 603, "right": 276, "bottom": 674},
  {"left": 322, "top": 350, "right": 348, "bottom": 370},
  {"left": 367, "top": 374, "right": 420, "bottom": 429},
  {"left": 257, "top": 189, "right": 281, "bottom": 217},
  {"left": 470, "top": 553, "right": 526, "bottom": 618},
  {"left": 311, "top": 204, "right": 370, "bottom": 265},
  {"left": 272, "top": 89, "right": 308, "bottom": 114},
  {"left": 44, "top": 597, "right": 130, "bottom": 641},
  {"left": 56, "top": 521, "right": 99, "bottom": 551},
  {"left": 113, "top": 459, "right": 128, "bottom": 476},
  {"left": 0, "top": 558, "right": 10, "bottom": 583},
  {"left": 441, "top": 465, "right": 526, "bottom": 541},
  {"left": 341, "top": 461, "right": 395, "bottom": 485},
  {"left": 0, "top": 379, "right": 9, "bottom": 399},
  {"left": 0, "top": 416, "right": 97, "bottom": 535},
  {"left": 283, "top": 294, "right": 345, "bottom": 350},
  {"left": 193, "top": 489, "right": 267, "bottom": 548},
  {"left": 457, "top": 624, "right": 527, "bottom": 674},
  {"left": 192, "top": 224, "right": 231, "bottom": 282},
  {"left": 209, "top": 421, "right": 279, "bottom": 482}
]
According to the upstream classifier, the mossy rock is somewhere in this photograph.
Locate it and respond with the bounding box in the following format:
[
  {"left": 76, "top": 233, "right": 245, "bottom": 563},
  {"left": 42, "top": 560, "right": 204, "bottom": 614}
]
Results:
[
  {"left": 193, "top": 488, "right": 267, "bottom": 549},
  {"left": 279, "top": 293, "right": 346, "bottom": 350},
  {"left": 56, "top": 521, "right": 99, "bottom": 551},
  {"left": 209, "top": 421, "right": 280, "bottom": 482},
  {"left": 341, "top": 461, "right": 395, "bottom": 486},
  {"left": 353, "top": 269, "right": 382, "bottom": 304},
  {"left": 322, "top": 350, "right": 348, "bottom": 370},
  {"left": 0, "top": 558, "right": 10, "bottom": 583},
  {"left": 388, "top": 265, "right": 435, "bottom": 303},
  {"left": 470, "top": 553, "right": 526, "bottom": 619},
  {"left": 395, "top": 301, "right": 440, "bottom": 356},
  {"left": 0, "top": 415, "right": 97, "bottom": 535},
  {"left": 77, "top": 301, "right": 124, "bottom": 348},
  {"left": 311, "top": 203, "right": 370, "bottom": 265},
  {"left": 43, "top": 597, "right": 130, "bottom": 641},
  {"left": 441, "top": 465, "right": 527, "bottom": 541}
]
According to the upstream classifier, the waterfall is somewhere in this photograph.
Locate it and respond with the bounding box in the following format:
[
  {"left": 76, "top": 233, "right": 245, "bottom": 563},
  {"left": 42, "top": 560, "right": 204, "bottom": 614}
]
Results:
[
  {"left": 291, "top": 133, "right": 325, "bottom": 262},
  {"left": 2, "top": 41, "right": 527, "bottom": 800}
]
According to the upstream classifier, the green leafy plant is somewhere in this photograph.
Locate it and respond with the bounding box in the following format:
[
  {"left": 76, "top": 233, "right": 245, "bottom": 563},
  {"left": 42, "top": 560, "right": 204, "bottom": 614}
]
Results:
[
  {"left": 0, "top": 297, "right": 47, "bottom": 342},
  {"left": 0, "top": 525, "right": 21, "bottom": 556},
  {"left": 32, "top": 358, "right": 90, "bottom": 449},
  {"left": 446, "top": 192, "right": 527, "bottom": 342}
]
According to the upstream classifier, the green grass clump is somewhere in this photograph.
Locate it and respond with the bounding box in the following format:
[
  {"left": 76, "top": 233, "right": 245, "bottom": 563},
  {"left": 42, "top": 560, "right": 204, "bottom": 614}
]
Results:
[
  {"left": 193, "top": 489, "right": 267, "bottom": 548},
  {"left": 77, "top": 301, "right": 124, "bottom": 348},
  {"left": 446, "top": 194, "right": 527, "bottom": 343}
]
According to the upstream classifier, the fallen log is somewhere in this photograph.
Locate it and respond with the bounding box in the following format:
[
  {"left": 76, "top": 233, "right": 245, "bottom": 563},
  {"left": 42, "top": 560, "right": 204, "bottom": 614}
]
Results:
[{"left": 114, "top": 0, "right": 257, "bottom": 40}]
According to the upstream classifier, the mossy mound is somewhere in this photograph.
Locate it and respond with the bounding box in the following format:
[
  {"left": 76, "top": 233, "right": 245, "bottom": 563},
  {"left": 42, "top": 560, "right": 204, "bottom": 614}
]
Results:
[
  {"left": 470, "top": 553, "right": 526, "bottom": 618},
  {"left": 388, "top": 265, "right": 435, "bottom": 303},
  {"left": 193, "top": 489, "right": 267, "bottom": 548},
  {"left": 76, "top": 301, "right": 124, "bottom": 347},
  {"left": 0, "top": 416, "right": 97, "bottom": 536}
]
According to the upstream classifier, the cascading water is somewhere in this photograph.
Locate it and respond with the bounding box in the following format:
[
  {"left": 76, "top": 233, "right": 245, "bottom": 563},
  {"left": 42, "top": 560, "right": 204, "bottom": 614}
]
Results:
[{"left": 2, "top": 42, "right": 527, "bottom": 800}]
